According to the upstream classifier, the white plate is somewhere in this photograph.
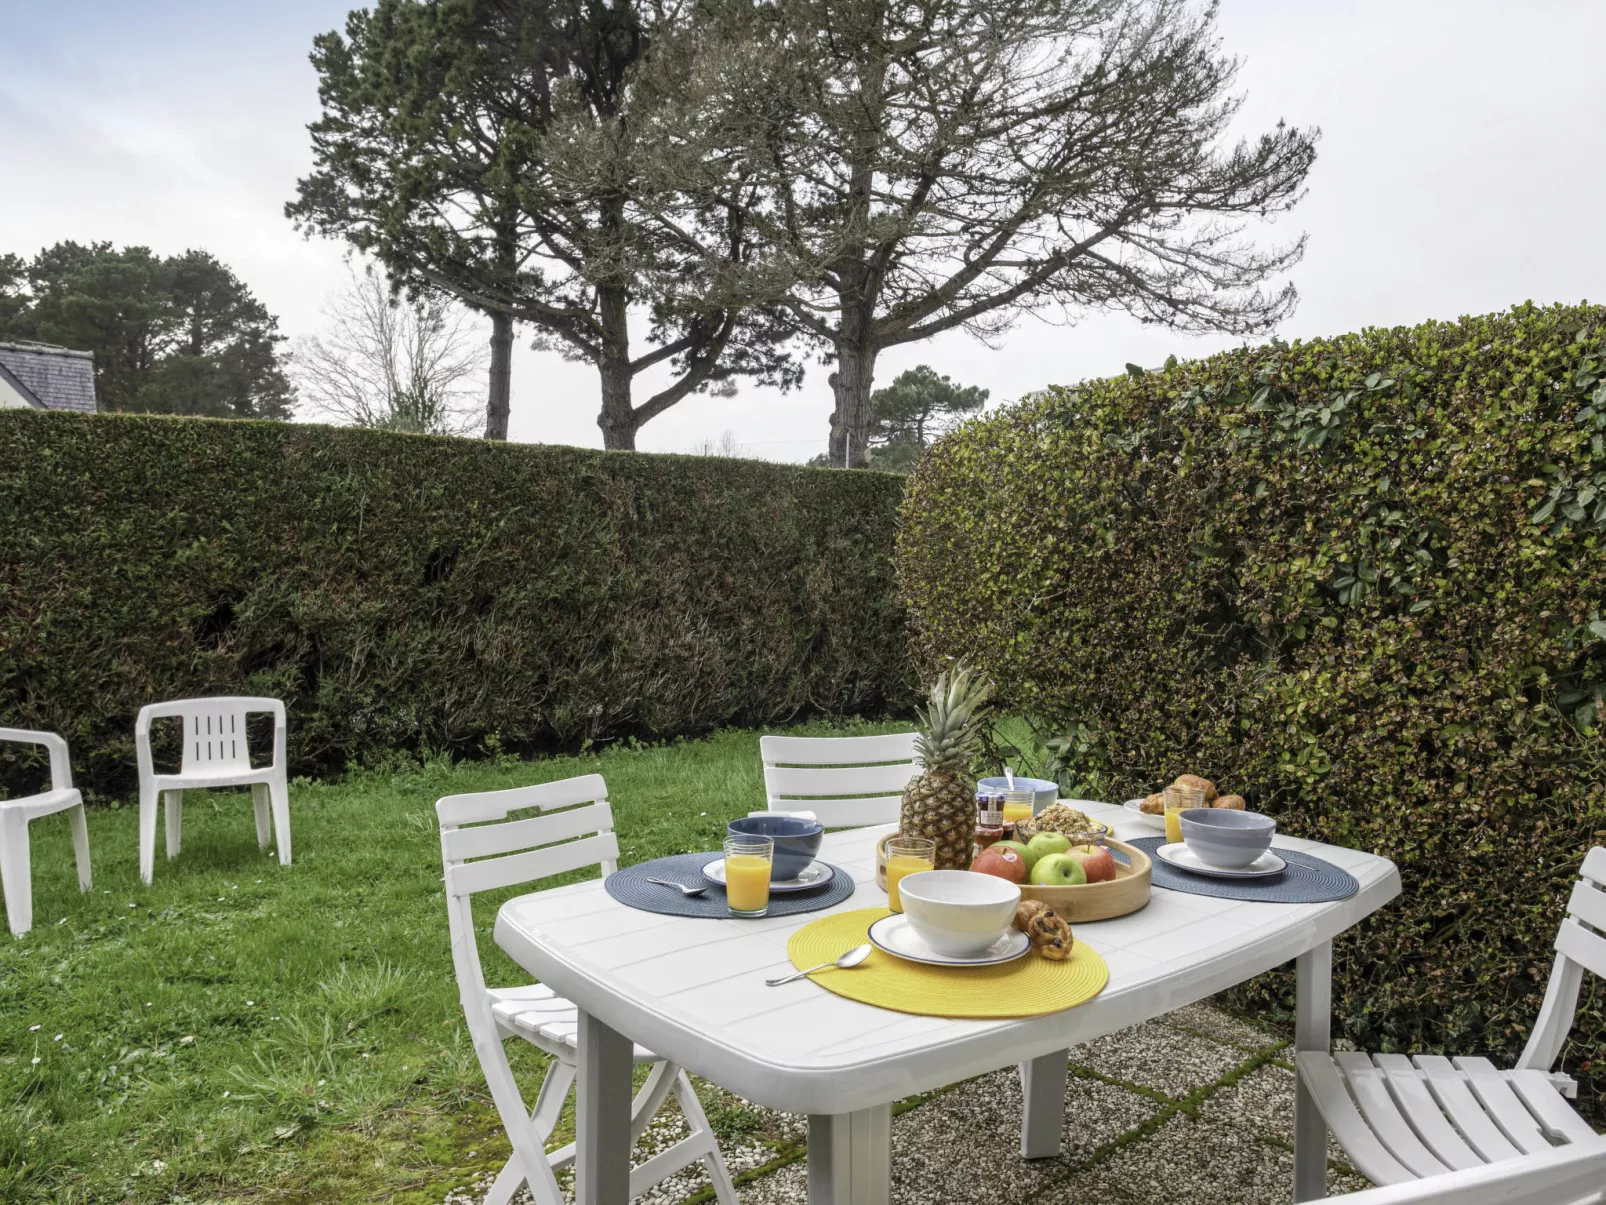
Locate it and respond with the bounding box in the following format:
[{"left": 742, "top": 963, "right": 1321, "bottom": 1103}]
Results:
[
  {"left": 701, "top": 858, "right": 836, "bottom": 893},
  {"left": 1122, "top": 798, "right": 1167, "bottom": 828},
  {"left": 866, "top": 914, "right": 1030, "bottom": 967},
  {"left": 1154, "top": 842, "right": 1287, "bottom": 879}
]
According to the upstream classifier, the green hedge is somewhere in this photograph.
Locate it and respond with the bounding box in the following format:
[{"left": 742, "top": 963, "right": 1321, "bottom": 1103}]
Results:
[
  {"left": 898, "top": 302, "right": 1606, "bottom": 1114},
  {"left": 0, "top": 413, "right": 912, "bottom": 795}
]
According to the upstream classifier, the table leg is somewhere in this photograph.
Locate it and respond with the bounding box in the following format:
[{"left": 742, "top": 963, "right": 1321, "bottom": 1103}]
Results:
[
  {"left": 576, "top": 1009, "right": 634, "bottom": 1205},
  {"left": 808, "top": 1106, "right": 891, "bottom": 1205},
  {"left": 1019, "top": 1050, "right": 1068, "bottom": 1158},
  {"left": 1294, "top": 941, "right": 1333, "bottom": 1202}
]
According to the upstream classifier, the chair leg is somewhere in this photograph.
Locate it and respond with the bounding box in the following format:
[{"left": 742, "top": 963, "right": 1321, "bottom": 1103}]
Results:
[
  {"left": 68, "top": 803, "right": 92, "bottom": 892},
  {"left": 533, "top": 1059, "right": 578, "bottom": 1142},
  {"left": 251, "top": 783, "right": 271, "bottom": 850},
  {"left": 673, "top": 1068, "right": 739, "bottom": 1205},
  {"left": 1, "top": 810, "right": 33, "bottom": 935},
  {"left": 534, "top": 1059, "right": 584, "bottom": 1173},
  {"left": 630, "top": 1060, "right": 679, "bottom": 1144},
  {"left": 138, "top": 784, "right": 159, "bottom": 886},
  {"left": 164, "top": 790, "right": 183, "bottom": 859},
  {"left": 268, "top": 776, "right": 291, "bottom": 866}
]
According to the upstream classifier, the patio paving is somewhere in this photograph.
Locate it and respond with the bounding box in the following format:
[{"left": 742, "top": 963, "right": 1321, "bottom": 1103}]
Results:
[{"left": 446, "top": 1000, "right": 1373, "bottom": 1205}]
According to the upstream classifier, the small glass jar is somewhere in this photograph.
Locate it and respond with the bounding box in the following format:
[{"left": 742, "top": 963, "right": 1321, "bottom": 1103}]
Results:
[{"left": 974, "top": 807, "right": 1006, "bottom": 851}]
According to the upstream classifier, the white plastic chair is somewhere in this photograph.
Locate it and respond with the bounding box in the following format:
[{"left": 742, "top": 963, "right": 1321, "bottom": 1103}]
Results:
[
  {"left": 0, "top": 728, "right": 91, "bottom": 935},
  {"left": 1324, "top": 1138, "right": 1604, "bottom": 1205},
  {"left": 758, "top": 732, "right": 920, "bottom": 828},
  {"left": 436, "top": 774, "right": 738, "bottom": 1205},
  {"left": 1299, "top": 846, "right": 1606, "bottom": 1195},
  {"left": 135, "top": 697, "right": 289, "bottom": 885}
]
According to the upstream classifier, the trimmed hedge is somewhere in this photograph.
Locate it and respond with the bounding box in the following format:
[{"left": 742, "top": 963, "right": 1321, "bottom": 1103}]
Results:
[
  {"left": 898, "top": 303, "right": 1606, "bottom": 1113},
  {"left": 1, "top": 413, "right": 912, "bottom": 795}
]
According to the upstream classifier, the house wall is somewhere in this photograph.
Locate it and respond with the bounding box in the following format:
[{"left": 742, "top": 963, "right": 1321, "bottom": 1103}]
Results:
[{"left": 0, "top": 374, "right": 37, "bottom": 409}]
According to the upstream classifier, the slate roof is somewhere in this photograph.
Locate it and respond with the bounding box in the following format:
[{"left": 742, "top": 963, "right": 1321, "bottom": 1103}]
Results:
[{"left": 0, "top": 342, "right": 98, "bottom": 413}]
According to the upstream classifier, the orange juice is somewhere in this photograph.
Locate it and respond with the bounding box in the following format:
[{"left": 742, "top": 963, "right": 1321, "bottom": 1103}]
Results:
[
  {"left": 1163, "top": 784, "right": 1204, "bottom": 844},
  {"left": 724, "top": 855, "right": 773, "bottom": 913},
  {"left": 1001, "top": 801, "right": 1034, "bottom": 826},
  {"left": 885, "top": 854, "right": 933, "bottom": 912}
]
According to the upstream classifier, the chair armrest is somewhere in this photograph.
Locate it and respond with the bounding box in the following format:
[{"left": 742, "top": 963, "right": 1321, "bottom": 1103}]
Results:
[{"left": 0, "top": 727, "right": 74, "bottom": 790}]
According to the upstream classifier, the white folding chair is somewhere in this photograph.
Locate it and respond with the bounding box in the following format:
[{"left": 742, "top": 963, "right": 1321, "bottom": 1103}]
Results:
[
  {"left": 758, "top": 732, "right": 920, "bottom": 828},
  {"left": 135, "top": 696, "right": 290, "bottom": 885},
  {"left": 1299, "top": 846, "right": 1606, "bottom": 1195},
  {"left": 0, "top": 727, "right": 91, "bottom": 935},
  {"left": 437, "top": 774, "right": 738, "bottom": 1205}
]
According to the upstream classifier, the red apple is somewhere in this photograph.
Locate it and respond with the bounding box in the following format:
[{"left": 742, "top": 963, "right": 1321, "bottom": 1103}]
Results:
[
  {"left": 972, "top": 845, "right": 1028, "bottom": 884},
  {"left": 1068, "top": 843, "right": 1116, "bottom": 884}
]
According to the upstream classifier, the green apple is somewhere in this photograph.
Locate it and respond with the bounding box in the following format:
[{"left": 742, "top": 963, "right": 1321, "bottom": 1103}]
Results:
[
  {"left": 1027, "top": 831, "right": 1072, "bottom": 862},
  {"left": 992, "top": 839, "right": 1039, "bottom": 871},
  {"left": 1029, "top": 852, "right": 1087, "bottom": 886}
]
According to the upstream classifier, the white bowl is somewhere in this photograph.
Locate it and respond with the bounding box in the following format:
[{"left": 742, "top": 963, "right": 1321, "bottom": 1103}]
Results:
[{"left": 896, "top": 870, "right": 1021, "bottom": 958}]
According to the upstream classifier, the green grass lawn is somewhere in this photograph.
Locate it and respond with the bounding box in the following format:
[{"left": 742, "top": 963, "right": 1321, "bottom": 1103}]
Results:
[{"left": 1, "top": 719, "right": 910, "bottom": 1205}]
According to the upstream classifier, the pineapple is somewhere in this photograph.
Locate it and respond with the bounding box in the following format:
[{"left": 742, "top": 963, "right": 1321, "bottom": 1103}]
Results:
[{"left": 900, "top": 664, "right": 993, "bottom": 870}]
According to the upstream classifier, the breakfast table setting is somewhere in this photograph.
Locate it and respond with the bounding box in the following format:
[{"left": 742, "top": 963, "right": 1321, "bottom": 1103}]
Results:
[{"left": 493, "top": 768, "right": 1402, "bottom": 1205}]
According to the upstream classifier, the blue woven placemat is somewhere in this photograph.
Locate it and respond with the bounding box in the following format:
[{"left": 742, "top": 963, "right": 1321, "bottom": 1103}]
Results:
[
  {"left": 1128, "top": 837, "right": 1359, "bottom": 903},
  {"left": 606, "top": 853, "right": 859, "bottom": 918}
]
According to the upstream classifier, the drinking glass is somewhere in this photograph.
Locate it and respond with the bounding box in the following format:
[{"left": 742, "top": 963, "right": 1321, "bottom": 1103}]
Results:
[
  {"left": 1000, "top": 789, "right": 1036, "bottom": 828},
  {"left": 1164, "top": 784, "right": 1205, "bottom": 844},
  {"left": 724, "top": 835, "right": 775, "bottom": 917},
  {"left": 884, "top": 836, "right": 936, "bottom": 913}
]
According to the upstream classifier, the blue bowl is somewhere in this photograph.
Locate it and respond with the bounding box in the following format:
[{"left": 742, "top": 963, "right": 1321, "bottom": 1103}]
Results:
[
  {"left": 727, "top": 815, "right": 825, "bottom": 880},
  {"left": 977, "top": 776, "right": 1057, "bottom": 813}
]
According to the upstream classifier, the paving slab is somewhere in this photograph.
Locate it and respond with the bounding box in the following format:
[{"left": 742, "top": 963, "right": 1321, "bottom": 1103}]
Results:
[
  {"left": 1068, "top": 1020, "right": 1247, "bottom": 1099},
  {"left": 1162, "top": 1001, "right": 1286, "bottom": 1052},
  {"left": 1048, "top": 1112, "right": 1370, "bottom": 1205}
]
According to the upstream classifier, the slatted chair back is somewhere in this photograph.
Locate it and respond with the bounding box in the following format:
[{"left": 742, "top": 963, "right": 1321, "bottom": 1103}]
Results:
[
  {"left": 760, "top": 733, "right": 920, "bottom": 828},
  {"left": 437, "top": 774, "right": 617, "bottom": 1005},
  {"left": 1517, "top": 845, "right": 1606, "bottom": 1074}
]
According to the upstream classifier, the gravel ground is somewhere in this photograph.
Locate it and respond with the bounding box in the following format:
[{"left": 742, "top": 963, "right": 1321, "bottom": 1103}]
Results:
[{"left": 453, "top": 1001, "right": 1371, "bottom": 1205}]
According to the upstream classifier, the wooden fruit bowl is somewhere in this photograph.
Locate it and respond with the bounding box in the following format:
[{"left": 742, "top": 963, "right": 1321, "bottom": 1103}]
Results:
[
  {"left": 873, "top": 833, "right": 1150, "bottom": 924},
  {"left": 1020, "top": 837, "right": 1151, "bottom": 922}
]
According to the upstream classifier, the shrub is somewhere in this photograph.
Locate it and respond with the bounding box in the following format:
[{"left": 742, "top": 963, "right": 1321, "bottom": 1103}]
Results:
[
  {"left": 898, "top": 303, "right": 1606, "bottom": 1114},
  {"left": 0, "top": 413, "right": 912, "bottom": 795}
]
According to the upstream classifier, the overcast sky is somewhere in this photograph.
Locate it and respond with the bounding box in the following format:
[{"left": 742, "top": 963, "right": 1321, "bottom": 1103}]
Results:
[{"left": 3, "top": 1, "right": 1603, "bottom": 459}]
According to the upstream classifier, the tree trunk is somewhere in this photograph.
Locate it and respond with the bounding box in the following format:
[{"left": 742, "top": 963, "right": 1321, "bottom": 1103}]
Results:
[
  {"left": 484, "top": 310, "right": 513, "bottom": 440},
  {"left": 595, "top": 285, "right": 636, "bottom": 450},
  {"left": 828, "top": 338, "right": 877, "bottom": 468}
]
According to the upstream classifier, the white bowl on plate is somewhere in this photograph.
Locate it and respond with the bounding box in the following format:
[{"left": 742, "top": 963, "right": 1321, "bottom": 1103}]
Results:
[{"left": 895, "top": 870, "right": 1021, "bottom": 958}]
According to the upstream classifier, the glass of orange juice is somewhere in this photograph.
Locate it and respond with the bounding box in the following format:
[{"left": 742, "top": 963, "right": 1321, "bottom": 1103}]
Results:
[
  {"left": 724, "top": 836, "right": 775, "bottom": 917},
  {"left": 1001, "top": 789, "right": 1036, "bottom": 828},
  {"left": 885, "top": 836, "right": 936, "bottom": 913},
  {"left": 1164, "top": 784, "right": 1205, "bottom": 844}
]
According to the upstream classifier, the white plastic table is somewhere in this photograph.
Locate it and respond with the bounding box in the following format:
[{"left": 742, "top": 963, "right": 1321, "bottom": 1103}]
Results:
[{"left": 495, "top": 800, "right": 1401, "bottom": 1205}]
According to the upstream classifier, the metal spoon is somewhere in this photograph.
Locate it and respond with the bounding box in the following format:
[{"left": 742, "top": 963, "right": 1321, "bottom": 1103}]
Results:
[
  {"left": 647, "top": 878, "right": 707, "bottom": 898},
  {"left": 766, "top": 943, "right": 873, "bottom": 986}
]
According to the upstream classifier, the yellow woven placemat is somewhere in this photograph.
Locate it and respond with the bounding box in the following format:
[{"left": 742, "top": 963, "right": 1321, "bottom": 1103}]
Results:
[{"left": 786, "top": 908, "right": 1108, "bottom": 1019}]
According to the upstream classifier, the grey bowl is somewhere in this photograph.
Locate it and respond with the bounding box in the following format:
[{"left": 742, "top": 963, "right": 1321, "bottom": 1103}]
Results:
[
  {"left": 977, "top": 776, "right": 1057, "bottom": 813},
  {"left": 1179, "top": 808, "right": 1275, "bottom": 869}
]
